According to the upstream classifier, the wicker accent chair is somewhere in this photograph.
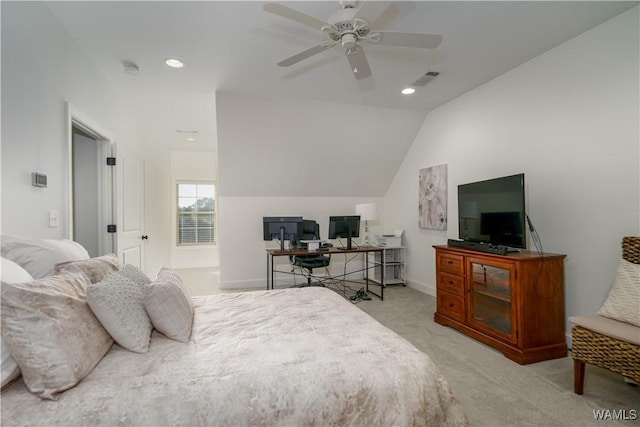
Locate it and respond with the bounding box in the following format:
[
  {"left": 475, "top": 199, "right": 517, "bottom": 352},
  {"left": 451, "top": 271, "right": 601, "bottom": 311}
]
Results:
[{"left": 570, "top": 237, "right": 640, "bottom": 395}]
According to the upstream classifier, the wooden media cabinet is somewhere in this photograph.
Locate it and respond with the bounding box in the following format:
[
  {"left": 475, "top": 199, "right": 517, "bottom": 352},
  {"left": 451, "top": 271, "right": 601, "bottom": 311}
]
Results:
[{"left": 433, "top": 245, "right": 567, "bottom": 364}]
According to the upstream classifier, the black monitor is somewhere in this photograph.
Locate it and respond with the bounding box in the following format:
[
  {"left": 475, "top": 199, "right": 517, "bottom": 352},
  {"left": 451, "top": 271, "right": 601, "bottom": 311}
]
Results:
[
  {"left": 328, "top": 215, "right": 360, "bottom": 249},
  {"left": 263, "top": 216, "right": 303, "bottom": 252}
]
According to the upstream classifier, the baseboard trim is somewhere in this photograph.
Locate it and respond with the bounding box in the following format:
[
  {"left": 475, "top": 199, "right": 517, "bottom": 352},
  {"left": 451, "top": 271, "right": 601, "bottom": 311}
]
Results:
[
  {"left": 406, "top": 280, "right": 436, "bottom": 297},
  {"left": 219, "top": 278, "right": 304, "bottom": 290},
  {"left": 218, "top": 279, "right": 265, "bottom": 290}
]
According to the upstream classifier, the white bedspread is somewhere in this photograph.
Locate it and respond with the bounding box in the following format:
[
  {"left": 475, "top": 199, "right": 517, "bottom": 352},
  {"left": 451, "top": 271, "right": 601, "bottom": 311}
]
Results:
[{"left": 1, "top": 287, "right": 467, "bottom": 426}]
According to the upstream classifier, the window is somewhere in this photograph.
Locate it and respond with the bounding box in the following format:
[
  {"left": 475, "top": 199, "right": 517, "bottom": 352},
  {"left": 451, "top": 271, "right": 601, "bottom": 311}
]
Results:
[{"left": 177, "top": 182, "right": 215, "bottom": 245}]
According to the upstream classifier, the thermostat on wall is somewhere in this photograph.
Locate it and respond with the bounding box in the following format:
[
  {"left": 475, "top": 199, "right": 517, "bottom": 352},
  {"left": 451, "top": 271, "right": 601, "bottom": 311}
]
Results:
[{"left": 32, "top": 172, "right": 47, "bottom": 188}]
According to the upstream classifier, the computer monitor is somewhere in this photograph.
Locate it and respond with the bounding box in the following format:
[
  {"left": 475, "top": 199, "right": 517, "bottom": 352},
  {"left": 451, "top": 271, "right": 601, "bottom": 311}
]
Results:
[
  {"left": 263, "top": 216, "right": 303, "bottom": 252},
  {"left": 328, "top": 215, "right": 360, "bottom": 249}
]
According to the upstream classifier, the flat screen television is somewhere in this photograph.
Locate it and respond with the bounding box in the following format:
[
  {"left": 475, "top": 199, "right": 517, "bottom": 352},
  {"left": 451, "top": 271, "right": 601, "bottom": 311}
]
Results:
[
  {"left": 328, "top": 215, "right": 360, "bottom": 250},
  {"left": 457, "top": 173, "right": 526, "bottom": 249},
  {"left": 263, "top": 216, "right": 303, "bottom": 252}
]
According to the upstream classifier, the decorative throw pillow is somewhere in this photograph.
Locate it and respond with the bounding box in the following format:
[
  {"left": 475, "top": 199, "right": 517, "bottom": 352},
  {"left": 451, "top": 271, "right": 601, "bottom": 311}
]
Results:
[
  {"left": 87, "top": 272, "right": 153, "bottom": 353},
  {"left": 117, "top": 263, "right": 152, "bottom": 287},
  {"left": 1, "top": 234, "right": 89, "bottom": 279},
  {"left": 0, "top": 257, "right": 34, "bottom": 389},
  {"left": 55, "top": 254, "right": 120, "bottom": 284},
  {"left": 143, "top": 268, "right": 194, "bottom": 342},
  {"left": 1, "top": 272, "right": 113, "bottom": 400},
  {"left": 598, "top": 259, "right": 640, "bottom": 327}
]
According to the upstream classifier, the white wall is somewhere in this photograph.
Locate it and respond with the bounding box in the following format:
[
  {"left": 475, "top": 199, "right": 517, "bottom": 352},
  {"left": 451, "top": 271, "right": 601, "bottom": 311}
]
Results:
[
  {"left": 385, "top": 8, "right": 639, "bottom": 332},
  {"left": 1, "top": 2, "right": 133, "bottom": 239},
  {"left": 216, "top": 93, "right": 426, "bottom": 198},
  {"left": 215, "top": 94, "right": 413, "bottom": 288},
  {"left": 218, "top": 196, "right": 384, "bottom": 289},
  {"left": 125, "top": 92, "right": 218, "bottom": 276}
]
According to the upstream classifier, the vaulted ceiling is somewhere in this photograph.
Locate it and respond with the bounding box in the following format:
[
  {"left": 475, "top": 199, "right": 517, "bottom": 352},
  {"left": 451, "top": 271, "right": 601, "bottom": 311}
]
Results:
[
  {"left": 11, "top": 1, "right": 637, "bottom": 196},
  {"left": 42, "top": 1, "right": 635, "bottom": 143}
]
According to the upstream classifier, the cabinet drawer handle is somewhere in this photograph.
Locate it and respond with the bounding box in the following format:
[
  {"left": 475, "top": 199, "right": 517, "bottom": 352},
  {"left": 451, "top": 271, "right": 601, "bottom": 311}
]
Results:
[
  {"left": 447, "top": 260, "right": 453, "bottom": 264},
  {"left": 448, "top": 303, "right": 455, "bottom": 308},
  {"left": 448, "top": 280, "right": 454, "bottom": 285}
]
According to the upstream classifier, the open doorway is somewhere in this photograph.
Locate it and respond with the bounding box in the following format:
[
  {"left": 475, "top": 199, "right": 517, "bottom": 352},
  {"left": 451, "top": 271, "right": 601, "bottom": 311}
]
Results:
[{"left": 67, "top": 103, "right": 115, "bottom": 257}]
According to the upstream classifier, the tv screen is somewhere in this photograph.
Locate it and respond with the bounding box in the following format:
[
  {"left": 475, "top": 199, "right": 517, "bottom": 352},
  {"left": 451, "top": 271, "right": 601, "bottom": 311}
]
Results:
[{"left": 458, "top": 174, "right": 526, "bottom": 249}]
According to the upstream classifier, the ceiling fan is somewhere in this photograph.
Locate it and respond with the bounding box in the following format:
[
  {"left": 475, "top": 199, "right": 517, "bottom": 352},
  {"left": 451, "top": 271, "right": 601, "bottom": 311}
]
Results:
[{"left": 263, "top": 0, "right": 442, "bottom": 80}]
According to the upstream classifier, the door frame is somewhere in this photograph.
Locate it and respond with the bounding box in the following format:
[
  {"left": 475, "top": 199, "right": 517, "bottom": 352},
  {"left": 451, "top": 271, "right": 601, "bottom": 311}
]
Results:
[{"left": 65, "top": 102, "right": 115, "bottom": 256}]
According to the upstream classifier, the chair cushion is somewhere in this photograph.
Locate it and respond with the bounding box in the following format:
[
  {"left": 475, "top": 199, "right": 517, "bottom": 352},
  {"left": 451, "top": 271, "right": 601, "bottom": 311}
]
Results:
[
  {"left": 569, "top": 315, "right": 640, "bottom": 346},
  {"left": 598, "top": 259, "right": 640, "bottom": 327},
  {"left": 295, "top": 255, "right": 330, "bottom": 269}
]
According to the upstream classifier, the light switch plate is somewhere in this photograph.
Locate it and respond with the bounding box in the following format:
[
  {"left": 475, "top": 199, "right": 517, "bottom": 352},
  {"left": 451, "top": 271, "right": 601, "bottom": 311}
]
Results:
[{"left": 49, "top": 210, "right": 59, "bottom": 228}]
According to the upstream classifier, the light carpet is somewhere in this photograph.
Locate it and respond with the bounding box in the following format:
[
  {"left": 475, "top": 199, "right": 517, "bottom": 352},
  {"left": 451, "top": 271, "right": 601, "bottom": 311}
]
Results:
[{"left": 355, "top": 285, "right": 639, "bottom": 427}]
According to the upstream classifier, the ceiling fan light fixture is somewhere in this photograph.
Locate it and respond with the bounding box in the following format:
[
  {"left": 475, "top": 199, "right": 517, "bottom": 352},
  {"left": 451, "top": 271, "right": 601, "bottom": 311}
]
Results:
[
  {"left": 165, "top": 58, "right": 184, "bottom": 68},
  {"left": 341, "top": 33, "right": 357, "bottom": 49},
  {"left": 401, "top": 87, "right": 416, "bottom": 95}
]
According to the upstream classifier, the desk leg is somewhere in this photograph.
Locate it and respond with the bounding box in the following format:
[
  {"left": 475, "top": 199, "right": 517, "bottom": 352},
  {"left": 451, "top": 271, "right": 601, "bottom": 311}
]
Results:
[
  {"left": 271, "top": 255, "right": 275, "bottom": 290},
  {"left": 267, "top": 254, "right": 276, "bottom": 290},
  {"left": 366, "top": 250, "right": 384, "bottom": 300},
  {"left": 365, "top": 253, "right": 369, "bottom": 295},
  {"left": 380, "top": 256, "right": 384, "bottom": 300}
]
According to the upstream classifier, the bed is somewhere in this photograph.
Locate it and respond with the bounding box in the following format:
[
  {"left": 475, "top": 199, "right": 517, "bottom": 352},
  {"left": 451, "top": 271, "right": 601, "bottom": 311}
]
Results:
[{"left": 1, "top": 237, "right": 467, "bottom": 426}]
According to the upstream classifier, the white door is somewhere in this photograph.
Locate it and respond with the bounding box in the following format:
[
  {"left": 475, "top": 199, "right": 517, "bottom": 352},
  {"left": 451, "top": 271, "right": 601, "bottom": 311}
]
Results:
[{"left": 116, "top": 153, "right": 146, "bottom": 269}]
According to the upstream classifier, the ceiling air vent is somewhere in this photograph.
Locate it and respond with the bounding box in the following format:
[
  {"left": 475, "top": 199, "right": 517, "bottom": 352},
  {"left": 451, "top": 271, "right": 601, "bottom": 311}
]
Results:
[{"left": 411, "top": 71, "right": 440, "bottom": 87}]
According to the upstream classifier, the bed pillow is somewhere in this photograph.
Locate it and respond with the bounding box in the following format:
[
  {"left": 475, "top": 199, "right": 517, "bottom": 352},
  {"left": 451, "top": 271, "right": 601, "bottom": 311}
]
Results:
[
  {"left": 1, "top": 257, "right": 34, "bottom": 389},
  {"left": 1, "top": 234, "right": 89, "bottom": 279},
  {"left": 87, "top": 272, "right": 153, "bottom": 353},
  {"left": 598, "top": 259, "right": 640, "bottom": 327},
  {"left": 144, "top": 268, "right": 194, "bottom": 342},
  {"left": 1, "top": 339, "right": 21, "bottom": 390},
  {"left": 1, "top": 271, "right": 113, "bottom": 400},
  {"left": 55, "top": 254, "right": 120, "bottom": 284}
]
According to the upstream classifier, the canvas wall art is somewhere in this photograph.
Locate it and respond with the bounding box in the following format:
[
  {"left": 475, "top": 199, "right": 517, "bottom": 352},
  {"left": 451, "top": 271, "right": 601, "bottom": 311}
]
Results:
[{"left": 419, "top": 164, "right": 447, "bottom": 230}]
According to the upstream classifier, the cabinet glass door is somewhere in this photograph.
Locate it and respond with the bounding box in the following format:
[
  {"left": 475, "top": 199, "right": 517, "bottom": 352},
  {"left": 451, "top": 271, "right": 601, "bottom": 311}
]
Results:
[{"left": 469, "top": 261, "right": 516, "bottom": 343}]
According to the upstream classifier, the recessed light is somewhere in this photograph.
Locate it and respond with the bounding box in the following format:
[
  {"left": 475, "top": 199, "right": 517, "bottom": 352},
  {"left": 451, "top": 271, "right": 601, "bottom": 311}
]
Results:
[
  {"left": 165, "top": 58, "right": 184, "bottom": 68},
  {"left": 185, "top": 137, "right": 196, "bottom": 142},
  {"left": 401, "top": 87, "right": 416, "bottom": 95}
]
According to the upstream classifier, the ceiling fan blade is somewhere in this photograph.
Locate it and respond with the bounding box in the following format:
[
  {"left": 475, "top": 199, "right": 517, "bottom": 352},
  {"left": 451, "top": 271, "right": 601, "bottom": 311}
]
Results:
[
  {"left": 263, "top": 3, "right": 331, "bottom": 30},
  {"left": 345, "top": 48, "right": 372, "bottom": 80},
  {"left": 353, "top": 1, "right": 392, "bottom": 27},
  {"left": 278, "top": 43, "right": 333, "bottom": 67},
  {"left": 374, "top": 31, "right": 442, "bottom": 49}
]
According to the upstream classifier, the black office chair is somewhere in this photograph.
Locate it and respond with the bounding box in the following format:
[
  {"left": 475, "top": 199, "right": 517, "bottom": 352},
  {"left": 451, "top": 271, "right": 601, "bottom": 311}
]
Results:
[{"left": 291, "top": 220, "right": 331, "bottom": 286}]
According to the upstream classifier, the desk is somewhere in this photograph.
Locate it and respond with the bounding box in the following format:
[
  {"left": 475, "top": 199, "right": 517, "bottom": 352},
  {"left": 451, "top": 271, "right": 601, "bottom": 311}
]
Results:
[{"left": 266, "top": 246, "right": 385, "bottom": 300}]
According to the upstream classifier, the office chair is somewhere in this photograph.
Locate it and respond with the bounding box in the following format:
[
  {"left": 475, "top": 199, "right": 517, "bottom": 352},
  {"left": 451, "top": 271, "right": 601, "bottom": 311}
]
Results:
[{"left": 291, "top": 220, "right": 331, "bottom": 286}]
